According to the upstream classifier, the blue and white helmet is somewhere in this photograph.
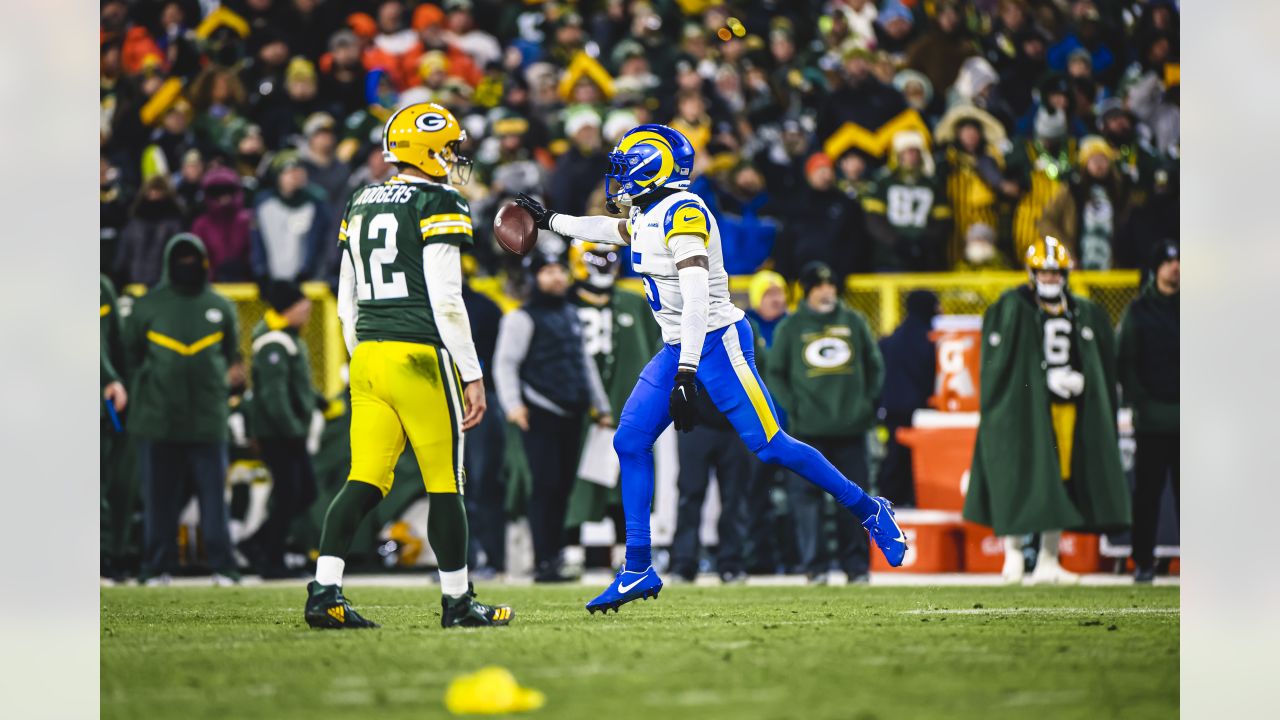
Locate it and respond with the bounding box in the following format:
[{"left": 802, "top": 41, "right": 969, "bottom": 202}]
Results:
[{"left": 604, "top": 124, "right": 695, "bottom": 205}]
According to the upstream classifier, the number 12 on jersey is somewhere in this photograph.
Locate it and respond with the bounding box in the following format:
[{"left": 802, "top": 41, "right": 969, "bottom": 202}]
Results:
[{"left": 347, "top": 213, "right": 409, "bottom": 300}]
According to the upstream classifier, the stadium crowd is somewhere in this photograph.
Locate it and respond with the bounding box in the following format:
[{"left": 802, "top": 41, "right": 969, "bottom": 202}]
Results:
[
  {"left": 102, "top": 0, "right": 1179, "bottom": 289},
  {"left": 99, "top": 0, "right": 1181, "bottom": 584}
]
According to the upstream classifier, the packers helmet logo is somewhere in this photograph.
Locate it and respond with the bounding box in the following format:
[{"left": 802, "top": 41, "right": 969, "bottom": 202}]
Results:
[
  {"left": 803, "top": 337, "right": 852, "bottom": 369},
  {"left": 415, "top": 112, "right": 448, "bottom": 132}
]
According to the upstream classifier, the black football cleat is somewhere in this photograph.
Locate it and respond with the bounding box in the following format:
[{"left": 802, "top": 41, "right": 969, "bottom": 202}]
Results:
[
  {"left": 442, "top": 583, "right": 514, "bottom": 628},
  {"left": 304, "top": 581, "right": 380, "bottom": 629}
]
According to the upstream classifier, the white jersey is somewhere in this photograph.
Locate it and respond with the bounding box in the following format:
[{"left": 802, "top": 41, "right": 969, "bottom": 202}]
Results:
[{"left": 627, "top": 191, "right": 743, "bottom": 345}]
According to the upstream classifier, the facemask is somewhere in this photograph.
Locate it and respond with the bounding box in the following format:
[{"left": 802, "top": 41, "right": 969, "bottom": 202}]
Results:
[
  {"left": 1035, "top": 278, "right": 1064, "bottom": 300},
  {"left": 586, "top": 271, "right": 616, "bottom": 290}
]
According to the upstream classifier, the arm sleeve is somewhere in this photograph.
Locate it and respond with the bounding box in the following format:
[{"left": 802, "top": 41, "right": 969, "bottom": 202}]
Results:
[
  {"left": 492, "top": 309, "right": 533, "bottom": 413},
  {"left": 336, "top": 250, "right": 359, "bottom": 356},
  {"left": 422, "top": 243, "right": 483, "bottom": 383},
  {"left": 548, "top": 214, "right": 629, "bottom": 245},
  {"left": 670, "top": 233, "right": 710, "bottom": 369}
]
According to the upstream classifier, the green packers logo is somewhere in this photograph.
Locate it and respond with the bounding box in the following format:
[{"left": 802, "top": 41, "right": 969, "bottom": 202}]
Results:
[
  {"left": 803, "top": 337, "right": 852, "bottom": 369},
  {"left": 415, "top": 113, "right": 448, "bottom": 132}
]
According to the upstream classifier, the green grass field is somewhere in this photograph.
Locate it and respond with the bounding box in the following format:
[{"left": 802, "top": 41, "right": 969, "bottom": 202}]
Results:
[{"left": 101, "top": 583, "right": 1178, "bottom": 720}]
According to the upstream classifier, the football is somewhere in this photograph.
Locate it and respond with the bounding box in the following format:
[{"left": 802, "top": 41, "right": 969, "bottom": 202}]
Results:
[{"left": 494, "top": 202, "right": 538, "bottom": 257}]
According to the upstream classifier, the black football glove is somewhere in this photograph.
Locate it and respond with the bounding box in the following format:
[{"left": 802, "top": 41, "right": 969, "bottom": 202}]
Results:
[
  {"left": 669, "top": 368, "right": 699, "bottom": 433},
  {"left": 514, "top": 193, "right": 554, "bottom": 230}
]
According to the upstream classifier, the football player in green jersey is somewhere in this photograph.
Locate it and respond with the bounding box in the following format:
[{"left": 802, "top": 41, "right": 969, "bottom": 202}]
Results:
[{"left": 304, "top": 103, "right": 513, "bottom": 629}]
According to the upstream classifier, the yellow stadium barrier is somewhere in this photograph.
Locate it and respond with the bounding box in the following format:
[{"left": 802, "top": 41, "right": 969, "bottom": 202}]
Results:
[{"left": 126, "top": 271, "right": 1140, "bottom": 397}]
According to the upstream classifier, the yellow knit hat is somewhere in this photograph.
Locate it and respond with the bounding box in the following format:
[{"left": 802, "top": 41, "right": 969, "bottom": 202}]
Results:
[
  {"left": 748, "top": 270, "right": 786, "bottom": 311},
  {"left": 1077, "top": 135, "right": 1115, "bottom": 165}
]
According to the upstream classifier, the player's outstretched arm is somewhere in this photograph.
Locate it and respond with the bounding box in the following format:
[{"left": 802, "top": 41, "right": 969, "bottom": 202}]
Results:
[{"left": 514, "top": 193, "right": 630, "bottom": 246}]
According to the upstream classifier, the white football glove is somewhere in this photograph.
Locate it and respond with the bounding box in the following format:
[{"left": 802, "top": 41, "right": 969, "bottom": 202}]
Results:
[{"left": 1046, "top": 366, "right": 1085, "bottom": 398}]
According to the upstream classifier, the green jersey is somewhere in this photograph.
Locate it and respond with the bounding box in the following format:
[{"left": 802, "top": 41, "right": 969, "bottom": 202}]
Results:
[{"left": 339, "top": 176, "right": 474, "bottom": 346}]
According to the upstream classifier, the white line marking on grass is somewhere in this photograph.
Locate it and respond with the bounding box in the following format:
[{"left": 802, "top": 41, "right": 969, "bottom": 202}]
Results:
[{"left": 901, "top": 607, "right": 1179, "bottom": 615}]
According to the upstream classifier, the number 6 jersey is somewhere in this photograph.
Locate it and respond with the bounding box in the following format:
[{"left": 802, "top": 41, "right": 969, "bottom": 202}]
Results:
[
  {"left": 338, "top": 174, "right": 474, "bottom": 346},
  {"left": 626, "top": 191, "right": 743, "bottom": 345}
]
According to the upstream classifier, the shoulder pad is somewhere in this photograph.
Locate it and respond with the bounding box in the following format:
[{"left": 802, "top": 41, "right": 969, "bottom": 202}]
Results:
[{"left": 662, "top": 197, "right": 710, "bottom": 245}]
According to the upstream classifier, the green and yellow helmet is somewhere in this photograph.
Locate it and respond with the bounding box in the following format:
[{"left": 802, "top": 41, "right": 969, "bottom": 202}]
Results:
[
  {"left": 382, "top": 102, "right": 472, "bottom": 182},
  {"left": 569, "top": 241, "right": 621, "bottom": 290},
  {"left": 1025, "top": 235, "right": 1074, "bottom": 272},
  {"left": 1026, "top": 235, "right": 1073, "bottom": 299}
]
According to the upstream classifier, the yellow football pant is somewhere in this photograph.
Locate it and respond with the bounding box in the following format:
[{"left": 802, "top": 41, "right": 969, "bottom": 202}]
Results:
[
  {"left": 1050, "top": 402, "right": 1077, "bottom": 481},
  {"left": 348, "top": 340, "right": 465, "bottom": 494}
]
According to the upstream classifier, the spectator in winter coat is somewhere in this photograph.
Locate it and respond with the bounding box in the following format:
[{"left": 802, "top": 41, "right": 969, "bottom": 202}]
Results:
[
  {"left": 251, "top": 153, "right": 330, "bottom": 281},
  {"left": 1118, "top": 242, "right": 1179, "bottom": 583},
  {"left": 934, "top": 106, "right": 1008, "bottom": 266},
  {"left": 876, "top": 290, "right": 939, "bottom": 506},
  {"left": 493, "top": 253, "right": 610, "bottom": 583},
  {"left": 753, "top": 118, "right": 812, "bottom": 211},
  {"left": 1037, "top": 136, "right": 1132, "bottom": 269},
  {"left": 746, "top": 270, "right": 789, "bottom": 349},
  {"left": 125, "top": 234, "right": 243, "bottom": 584},
  {"left": 259, "top": 57, "right": 329, "bottom": 149},
  {"left": 691, "top": 163, "right": 778, "bottom": 276},
  {"left": 1014, "top": 74, "right": 1091, "bottom": 141},
  {"left": 548, "top": 109, "right": 607, "bottom": 218},
  {"left": 905, "top": 2, "right": 976, "bottom": 107},
  {"left": 874, "top": 1, "right": 918, "bottom": 57},
  {"left": 191, "top": 166, "right": 253, "bottom": 282},
  {"left": 1047, "top": 3, "right": 1116, "bottom": 86},
  {"left": 767, "top": 262, "right": 884, "bottom": 583},
  {"left": 245, "top": 282, "right": 323, "bottom": 578},
  {"left": 998, "top": 29, "right": 1051, "bottom": 118},
  {"left": 863, "top": 131, "right": 951, "bottom": 272},
  {"left": 114, "top": 175, "right": 186, "bottom": 287},
  {"left": 317, "top": 30, "right": 368, "bottom": 118},
  {"left": 773, "top": 153, "right": 867, "bottom": 281},
  {"left": 1006, "top": 94, "right": 1077, "bottom": 260}
]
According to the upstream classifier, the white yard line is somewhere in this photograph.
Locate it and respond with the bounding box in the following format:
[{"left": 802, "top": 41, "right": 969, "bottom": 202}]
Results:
[{"left": 900, "top": 607, "right": 1179, "bottom": 615}]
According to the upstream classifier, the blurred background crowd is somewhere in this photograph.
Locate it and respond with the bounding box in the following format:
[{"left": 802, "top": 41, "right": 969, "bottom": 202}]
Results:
[
  {"left": 99, "top": 0, "right": 1180, "bottom": 584},
  {"left": 102, "top": 0, "right": 1179, "bottom": 291}
]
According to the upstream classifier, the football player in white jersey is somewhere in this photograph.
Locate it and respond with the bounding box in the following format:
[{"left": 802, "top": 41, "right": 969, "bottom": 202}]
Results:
[{"left": 514, "top": 124, "right": 907, "bottom": 614}]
